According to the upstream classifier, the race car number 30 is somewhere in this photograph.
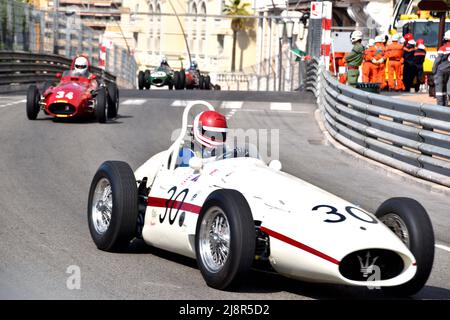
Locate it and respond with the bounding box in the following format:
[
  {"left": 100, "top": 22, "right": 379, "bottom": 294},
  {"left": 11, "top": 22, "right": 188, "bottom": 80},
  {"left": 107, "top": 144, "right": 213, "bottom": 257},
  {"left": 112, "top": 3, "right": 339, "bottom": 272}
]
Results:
[{"left": 312, "top": 205, "right": 378, "bottom": 224}]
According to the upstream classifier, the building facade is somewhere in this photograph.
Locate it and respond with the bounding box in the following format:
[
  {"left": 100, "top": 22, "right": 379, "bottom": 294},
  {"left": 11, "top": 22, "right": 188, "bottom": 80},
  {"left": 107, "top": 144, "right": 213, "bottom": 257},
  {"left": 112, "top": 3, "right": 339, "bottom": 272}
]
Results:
[{"left": 105, "top": 0, "right": 258, "bottom": 73}]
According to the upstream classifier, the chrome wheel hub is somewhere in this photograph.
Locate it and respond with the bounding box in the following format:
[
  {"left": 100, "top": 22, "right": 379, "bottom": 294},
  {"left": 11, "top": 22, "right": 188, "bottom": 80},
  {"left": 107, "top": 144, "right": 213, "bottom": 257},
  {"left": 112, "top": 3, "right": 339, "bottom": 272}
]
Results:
[
  {"left": 91, "top": 178, "right": 113, "bottom": 235},
  {"left": 380, "top": 213, "right": 410, "bottom": 247},
  {"left": 199, "top": 207, "right": 230, "bottom": 273}
]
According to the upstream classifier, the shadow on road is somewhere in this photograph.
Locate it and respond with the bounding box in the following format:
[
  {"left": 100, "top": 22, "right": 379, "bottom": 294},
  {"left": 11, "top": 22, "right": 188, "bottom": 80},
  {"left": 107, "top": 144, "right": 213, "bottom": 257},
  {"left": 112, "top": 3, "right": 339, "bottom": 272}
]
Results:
[
  {"left": 122, "top": 240, "right": 450, "bottom": 300},
  {"left": 32, "top": 113, "right": 132, "bottom": 124}
]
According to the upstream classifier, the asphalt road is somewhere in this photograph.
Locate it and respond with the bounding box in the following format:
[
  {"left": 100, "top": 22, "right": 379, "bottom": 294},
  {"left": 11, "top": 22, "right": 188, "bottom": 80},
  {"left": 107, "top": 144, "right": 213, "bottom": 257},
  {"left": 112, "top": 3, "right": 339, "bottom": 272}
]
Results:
[{"left": 0, "top": 90, "right": 449, "bottom": 299}]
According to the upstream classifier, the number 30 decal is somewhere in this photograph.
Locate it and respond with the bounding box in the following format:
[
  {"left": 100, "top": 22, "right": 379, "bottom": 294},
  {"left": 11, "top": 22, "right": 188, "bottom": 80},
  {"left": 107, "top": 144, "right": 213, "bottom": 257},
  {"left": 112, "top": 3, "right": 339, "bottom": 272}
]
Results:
[
  {"left": 312, "top": 205, "right": 377, "bottom": 224},
  {"left": 56, "top": 91, "right": 74, "bottom": 100}
]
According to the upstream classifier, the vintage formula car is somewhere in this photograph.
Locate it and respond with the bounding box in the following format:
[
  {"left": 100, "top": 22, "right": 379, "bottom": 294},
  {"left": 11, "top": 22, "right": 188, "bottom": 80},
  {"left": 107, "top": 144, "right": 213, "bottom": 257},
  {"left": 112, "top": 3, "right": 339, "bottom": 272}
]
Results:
[
  {"left": 138, "top": 66, "right": 174, "bottom": 90},
  {"left": 87, "top": 101, "right": 434, "bottom": 296},
  {"left": 26, "top": 70, "right": 119, "bottom": 123},
  {"left": 170, "top": 66, "right": 212, "bottom": 90}
]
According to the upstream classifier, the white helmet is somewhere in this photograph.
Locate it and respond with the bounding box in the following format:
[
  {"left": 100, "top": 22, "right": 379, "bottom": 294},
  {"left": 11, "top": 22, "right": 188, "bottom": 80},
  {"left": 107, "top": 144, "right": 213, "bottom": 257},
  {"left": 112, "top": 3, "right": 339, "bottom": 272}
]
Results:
[
  {"left": 367, "top": 39, "right": 375, "bottom": 47},
  {"left": 392, "top": 33, "right": 401, "bottom": 42},
  {"left": 399, "top": 37, "right": 405, "bottom": 44},
  {"left": 73, "top": 56, "right": 88, "bottom": 77},
  {"left": 351, "top": 30, "right": 363, "bottom": 43},
  {"left": 375, "top": 35, "right": 385, "bottom": 43},
  {"left": 444, "top": 30, "right": 450, "bottom": 41}
]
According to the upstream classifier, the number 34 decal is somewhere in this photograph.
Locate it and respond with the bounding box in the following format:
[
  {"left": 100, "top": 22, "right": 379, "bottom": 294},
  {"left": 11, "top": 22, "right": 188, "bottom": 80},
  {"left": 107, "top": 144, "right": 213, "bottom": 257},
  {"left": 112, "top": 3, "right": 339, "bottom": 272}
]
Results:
[
  {"left": 312, "top": 205, "right": 378, "bottom": 224},
  {"left": 56, "top": 91, "right": 74, "bottom": 100}
]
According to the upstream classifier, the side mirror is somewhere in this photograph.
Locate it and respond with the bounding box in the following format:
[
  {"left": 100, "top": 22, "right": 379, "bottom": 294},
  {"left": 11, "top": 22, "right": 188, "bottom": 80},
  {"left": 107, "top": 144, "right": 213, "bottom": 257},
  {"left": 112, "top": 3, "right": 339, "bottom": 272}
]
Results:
[
  {"left": 189, "top": 157, "right": 203, "bottom": 172},
  {"left": 56, "top": 73, "right": 62, "bottom": 79},
  {"left": 269, "top": 160, "right": 282, "bottom": 171}
]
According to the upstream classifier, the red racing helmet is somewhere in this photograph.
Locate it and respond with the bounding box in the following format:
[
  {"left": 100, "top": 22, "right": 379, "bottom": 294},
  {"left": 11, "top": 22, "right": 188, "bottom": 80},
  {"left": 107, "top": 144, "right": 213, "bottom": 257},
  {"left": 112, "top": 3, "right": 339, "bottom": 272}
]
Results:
[{"left": 193, "top": 111, "right": 228, "bottom": 148}]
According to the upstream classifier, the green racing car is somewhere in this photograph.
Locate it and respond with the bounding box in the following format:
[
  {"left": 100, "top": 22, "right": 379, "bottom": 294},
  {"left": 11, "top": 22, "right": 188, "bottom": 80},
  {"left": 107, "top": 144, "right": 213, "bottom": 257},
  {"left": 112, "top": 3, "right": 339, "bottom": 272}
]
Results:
[{"left": 138, "top": 66, "right": 174, "bottom": 90}]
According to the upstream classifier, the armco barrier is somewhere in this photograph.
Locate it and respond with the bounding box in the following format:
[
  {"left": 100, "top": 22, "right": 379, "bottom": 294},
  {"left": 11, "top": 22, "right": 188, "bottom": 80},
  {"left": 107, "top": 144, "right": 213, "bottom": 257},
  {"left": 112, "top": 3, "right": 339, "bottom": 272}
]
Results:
[
  {"left": 307, "top": 60, "right": 450, "bottom": 188},
  {"left": 0, "top": 51, "right": 116, "bottom": 92}
]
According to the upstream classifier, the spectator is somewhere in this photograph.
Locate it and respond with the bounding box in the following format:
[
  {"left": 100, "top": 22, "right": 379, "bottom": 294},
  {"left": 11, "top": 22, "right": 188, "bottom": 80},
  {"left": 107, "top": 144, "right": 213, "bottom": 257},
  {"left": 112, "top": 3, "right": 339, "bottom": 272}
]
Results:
[
  {"left": 433, "top": 30, "right": 450, "bottom": 106},
  {"left": 403, "top": 39, "right": 417, "bottom": 92},
  {"left": 345, "top": 31, "right": 365, "bottom": 87},
  {"left": 386, "top": 33, "right": 405, "bottom": 91},
  {"left": 413, "top": 39, "right": 426, "bottom": 92}
]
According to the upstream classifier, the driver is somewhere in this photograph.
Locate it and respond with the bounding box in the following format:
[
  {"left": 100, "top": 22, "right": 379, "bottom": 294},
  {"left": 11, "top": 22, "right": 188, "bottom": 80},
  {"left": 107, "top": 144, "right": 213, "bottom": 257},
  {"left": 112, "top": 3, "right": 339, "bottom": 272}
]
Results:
[
  {"left": 71, "top": 56, "right": 91, "bottom": 78},
  {"left": 160, "top": 56, "right": 170, "bottom": 68},
  {"left": 176, "top": 110, "right": 228, "bottom": 167}
]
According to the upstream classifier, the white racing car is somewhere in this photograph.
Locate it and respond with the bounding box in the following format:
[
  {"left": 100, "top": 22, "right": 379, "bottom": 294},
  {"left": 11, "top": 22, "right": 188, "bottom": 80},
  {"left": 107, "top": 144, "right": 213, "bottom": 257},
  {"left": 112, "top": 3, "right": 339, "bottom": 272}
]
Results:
[{"left": 87, "top": 101, "right": 434, "bottom": 296}]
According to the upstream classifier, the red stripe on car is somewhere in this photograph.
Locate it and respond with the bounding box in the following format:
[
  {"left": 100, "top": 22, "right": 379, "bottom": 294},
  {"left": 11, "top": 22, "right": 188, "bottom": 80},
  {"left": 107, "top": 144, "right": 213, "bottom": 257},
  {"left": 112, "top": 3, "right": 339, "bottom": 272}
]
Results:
[
  {"left": 147, "top": 197, "right": 202, "bottom": 214},
  {"left": 260, "top": 226, "right": 340, "bottom": 265}
]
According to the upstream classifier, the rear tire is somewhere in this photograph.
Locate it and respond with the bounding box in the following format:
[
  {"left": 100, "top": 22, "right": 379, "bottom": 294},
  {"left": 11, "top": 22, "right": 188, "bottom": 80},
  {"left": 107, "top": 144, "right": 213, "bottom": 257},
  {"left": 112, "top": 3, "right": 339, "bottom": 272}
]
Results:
[
  {"left": 96, "top": 87, "right": 107, "bottom": 123},
  {"left": 376, "top": 197, "right": 434, "bottom": 297},
  {"left": 107, "top": 83, "right": 119, "bottom": 118},
  {"left": 180, "top": 70, "right": 186, "bottom": 89},
  {"left": 204, "top": 75, "right": 211, "bottom": 90},
  {"left": 138, "top": 71, "right": 144, "bottom": 90},
  {"left": 26, "top": 85, "right": 40, "bottom": 120},
  {"left": 88, "top": 161, "right": 138, "bottom": 252},
  {"left": 195, "top": 189, "right": 255, "bottom": 290},
  {"left": 199, "top": 75, "right": 205, "bottom": 90}
]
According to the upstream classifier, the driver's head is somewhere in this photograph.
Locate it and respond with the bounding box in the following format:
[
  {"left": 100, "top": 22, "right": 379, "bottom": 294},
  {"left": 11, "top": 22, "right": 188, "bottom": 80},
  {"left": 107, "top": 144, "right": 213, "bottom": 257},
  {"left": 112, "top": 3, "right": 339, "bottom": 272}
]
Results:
[
  {"left": 190, "top": 60, "right": 198, "bottom": 69},
  {"left": 193, "top": 111, "right": 228, "bottom": 149},
  {"left": 73, "top": 56, "right": 88, "bottom": 76},
  {"left": 161, "top": 56, "right": 168, "bottom": 64}
]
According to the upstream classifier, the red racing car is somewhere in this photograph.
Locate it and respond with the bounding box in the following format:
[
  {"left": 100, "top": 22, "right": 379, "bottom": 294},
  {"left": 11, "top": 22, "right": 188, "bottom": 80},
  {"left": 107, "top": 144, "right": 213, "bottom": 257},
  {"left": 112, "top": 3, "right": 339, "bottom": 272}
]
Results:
[{"left": 26, "top": 55, "right": 119, "bottom": 123}]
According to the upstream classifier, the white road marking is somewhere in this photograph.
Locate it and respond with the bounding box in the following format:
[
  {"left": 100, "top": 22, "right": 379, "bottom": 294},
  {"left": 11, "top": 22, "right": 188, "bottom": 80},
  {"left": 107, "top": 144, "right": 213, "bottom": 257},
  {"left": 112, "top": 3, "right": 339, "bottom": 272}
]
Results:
[
  {"left": 221, "top": 101, "right": 243, "bottom": 109},
  {"left": 171, "top": 100, "right": 203, "bottom": 107},
  {"left": 270, "top": 102, "right": 292, "bottom": 111},
  {"left": 0, "top": 99, "right": 26, "bottom": 108},
  {"left": 436, "top": 244, "right": 450, "bottom": 252},
  {"left": 122, "top": 99, "right": 146, "bottom": 105}
]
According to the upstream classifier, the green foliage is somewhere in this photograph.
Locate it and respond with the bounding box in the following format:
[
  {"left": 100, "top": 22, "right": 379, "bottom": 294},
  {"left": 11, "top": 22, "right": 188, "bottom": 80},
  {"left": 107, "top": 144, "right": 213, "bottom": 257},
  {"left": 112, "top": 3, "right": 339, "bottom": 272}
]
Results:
[{"left": 223, "top": 0, "right": 254, "bottom": 32}]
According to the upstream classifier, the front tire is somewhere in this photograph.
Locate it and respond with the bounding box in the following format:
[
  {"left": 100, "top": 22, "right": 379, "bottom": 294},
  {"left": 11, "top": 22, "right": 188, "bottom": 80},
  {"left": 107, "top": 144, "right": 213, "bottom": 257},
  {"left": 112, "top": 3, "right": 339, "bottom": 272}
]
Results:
[
  {"left": 26, "top": 85, "right": 40, "bottom": 120},
  {"left": 88, "top": 161, "right": 138, "bottom": 252},
  {"left": 96, "top": 87, "right": 107, "bottom": 123},
  {"left": 376, "top": 197, "right": 434, "bottom": 296},
  {"left": 195, "top": 189, "right": 255, "bottom": 290}
]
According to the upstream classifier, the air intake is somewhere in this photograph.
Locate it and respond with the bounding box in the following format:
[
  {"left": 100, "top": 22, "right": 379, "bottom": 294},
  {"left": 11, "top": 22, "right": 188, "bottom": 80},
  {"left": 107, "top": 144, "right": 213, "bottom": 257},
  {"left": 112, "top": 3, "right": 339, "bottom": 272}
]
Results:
[{"left": 339, "top": 249, "right": 404, "bottom": 281}]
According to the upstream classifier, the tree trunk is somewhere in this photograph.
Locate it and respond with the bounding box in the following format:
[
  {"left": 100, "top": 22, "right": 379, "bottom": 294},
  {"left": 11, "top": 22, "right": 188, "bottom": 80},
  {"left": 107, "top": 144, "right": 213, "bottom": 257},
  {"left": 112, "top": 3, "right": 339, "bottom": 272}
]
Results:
[{"left": 231, "top": 30, "right": 237, "bottom": 72}]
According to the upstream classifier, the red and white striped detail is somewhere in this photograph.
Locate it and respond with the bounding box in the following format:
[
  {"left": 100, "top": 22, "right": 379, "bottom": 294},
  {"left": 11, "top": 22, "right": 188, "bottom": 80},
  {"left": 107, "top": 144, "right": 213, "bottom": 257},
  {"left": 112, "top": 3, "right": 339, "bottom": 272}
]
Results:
[
  {"left": 98, "top": 45, "right": 107, "bottom": 70},
  {"left": 320, "top": 1, "right": 333, "bottom": 71}
]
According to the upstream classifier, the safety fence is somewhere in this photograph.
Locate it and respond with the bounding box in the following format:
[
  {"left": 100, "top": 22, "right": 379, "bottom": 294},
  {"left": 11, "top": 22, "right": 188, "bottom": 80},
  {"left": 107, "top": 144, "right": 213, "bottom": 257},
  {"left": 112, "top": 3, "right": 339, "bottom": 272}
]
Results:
[
  {"left": 0, "top": 51, "right": 116, "bottom": 92},
  {"left": 0, "top": 0, "right": 136, "bottom": 89},
  {"left": 306, "top": 60, "right": 450, "bottom": 188}
]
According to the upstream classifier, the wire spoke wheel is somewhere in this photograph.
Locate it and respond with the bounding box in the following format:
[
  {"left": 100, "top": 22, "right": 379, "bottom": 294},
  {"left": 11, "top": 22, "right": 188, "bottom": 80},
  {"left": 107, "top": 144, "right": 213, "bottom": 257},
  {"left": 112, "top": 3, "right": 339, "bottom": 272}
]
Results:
[
  {"left": 91, "top": 178, "right": 113, "bottom": 235},
  {"left": 199, "top": 206, "right": 231, "bottom": 273},
  {"left": 379, "top": 213, "right": 410, "bottom": 248}
]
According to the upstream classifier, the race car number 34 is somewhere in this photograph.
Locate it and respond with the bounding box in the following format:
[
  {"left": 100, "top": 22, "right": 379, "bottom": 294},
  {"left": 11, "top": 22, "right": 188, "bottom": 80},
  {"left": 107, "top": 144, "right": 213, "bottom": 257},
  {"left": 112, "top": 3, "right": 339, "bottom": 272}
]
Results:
[{"left": 178, "top": 304, "right": 270, "bottom": 318}]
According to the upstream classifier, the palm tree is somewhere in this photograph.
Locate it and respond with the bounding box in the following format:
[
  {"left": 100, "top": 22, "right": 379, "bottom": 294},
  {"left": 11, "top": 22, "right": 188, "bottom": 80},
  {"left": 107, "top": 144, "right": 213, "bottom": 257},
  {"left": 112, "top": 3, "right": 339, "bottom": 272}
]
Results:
[{"left": 223, "top": 0, "right": 253, "bottom": 72}]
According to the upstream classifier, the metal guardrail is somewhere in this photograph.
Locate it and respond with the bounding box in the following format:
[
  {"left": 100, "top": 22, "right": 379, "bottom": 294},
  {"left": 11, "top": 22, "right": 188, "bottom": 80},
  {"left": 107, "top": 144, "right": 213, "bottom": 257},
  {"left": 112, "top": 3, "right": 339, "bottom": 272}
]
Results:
[
  {"left": 307, "top": 60, "right": 450, "bottom": 188},
  {"left": 0, "top": 51, "right": 116, "bottom": 91}
]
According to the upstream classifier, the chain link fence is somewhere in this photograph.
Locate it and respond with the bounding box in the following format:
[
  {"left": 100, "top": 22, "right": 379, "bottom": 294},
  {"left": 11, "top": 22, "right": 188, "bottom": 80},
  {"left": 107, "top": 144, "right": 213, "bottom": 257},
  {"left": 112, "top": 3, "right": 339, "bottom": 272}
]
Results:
[{"left": 0, "top": 0, "right": 136, "bottom": 88}]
